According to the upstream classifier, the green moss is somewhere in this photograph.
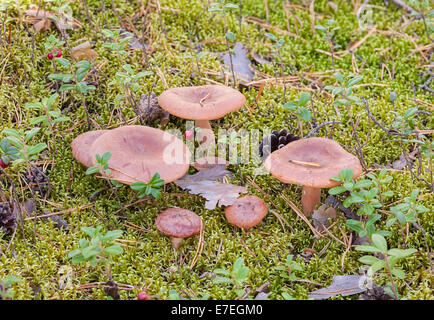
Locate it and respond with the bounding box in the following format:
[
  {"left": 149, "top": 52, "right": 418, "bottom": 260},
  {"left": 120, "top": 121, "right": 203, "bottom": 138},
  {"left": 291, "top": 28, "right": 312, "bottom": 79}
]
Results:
[{"left": 0, "top": 0, "right": 432, "bottom": 300}]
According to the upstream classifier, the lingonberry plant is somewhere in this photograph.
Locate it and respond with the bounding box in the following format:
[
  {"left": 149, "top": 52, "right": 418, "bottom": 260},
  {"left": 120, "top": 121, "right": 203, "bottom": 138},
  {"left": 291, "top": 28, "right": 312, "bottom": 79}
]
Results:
[
  {"left": 48, "top": 58, "right": 96, "bottom": 127},
  {"left": 356, "top": 233, "right": 418, "bottom": 299},
  {"left": 68, "top": 226, "right": 124, "bottom": 284},
  {"left": 324, "top": 72, "right": 363, "bottom": 107},
  {"left": 0, "top": 138, "right": 19, "bottom": 169},
  {"left": 208, "top": 1, "right": 240, "bottom": 86},
  {"left": 24, "top": 93, "right": 70, "bottom": 154},
  {"left": 86, "top": 151, "right": 123, "bottom": 189},
  {"left": 274, "top": 254, "right": 303, "bottom": 281},
  {"left": 101, "top": 29, "right": 132, "bottom": 59},
  {"left": 213, "top": 257, "right": 250, "bottom": 298},
  {"left": 130, "top": 173, "right": 165, "bottom": 200},
  {"left": 386, "top": 189, "right": 429, "bottom": 233},
  {"left": 2, "top": 128, "right": 47, "bottom": 167},
  {"left": 315, "top": 19, "right": 341, "bottom": 71},
  {"left": 328, "top": 168, "right": 391, "bottom": 238},
  {"left": 283, "top": 92, "right": 312, "bottom": 123},
  {"left": 109, "top": 64, "right": 153, "bottom": 124}
]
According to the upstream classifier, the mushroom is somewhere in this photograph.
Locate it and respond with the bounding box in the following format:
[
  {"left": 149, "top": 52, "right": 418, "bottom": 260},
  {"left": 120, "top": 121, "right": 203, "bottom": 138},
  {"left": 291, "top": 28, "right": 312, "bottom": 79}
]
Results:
[
  {"left": 225, "top": 195, "right": 268, "bottom": 229},
  {"left": 155, "top": 208, "right": 202, "bottom": 249},
  {"left": 87, "top": 125, "right": 191, "bottom": 185},
  {"left": 71, "top": 130, "right": 108, "bottom": 167},
  {"left": 158, "top": 85, "right": 246, "bottom": 148},
  {"left": 264, "top": 137, "right": 362, "bottom": 215}
]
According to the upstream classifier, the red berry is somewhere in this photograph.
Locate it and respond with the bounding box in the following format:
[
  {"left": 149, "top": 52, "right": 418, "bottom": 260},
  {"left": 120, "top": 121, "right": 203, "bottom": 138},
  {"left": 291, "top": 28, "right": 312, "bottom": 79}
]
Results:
[
  {"left": 47, "top": 52, "right": 54, "bottom": 60},
  {"left": 184, "top": 130, "right": 193, "bottom": 140},
  {"left": 55, "top": 48, "right": 62, "bottom": 58},
  {"left": 0, "top": 158, "right": 8, "bottom": 169},
  {"left": 137, "top": 291, "right": 150, "bottom": 300}
]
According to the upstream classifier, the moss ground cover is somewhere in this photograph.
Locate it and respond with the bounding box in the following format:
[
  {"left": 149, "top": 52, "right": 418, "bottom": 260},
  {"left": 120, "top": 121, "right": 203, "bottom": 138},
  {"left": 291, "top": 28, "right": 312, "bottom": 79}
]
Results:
[{"left": 0, "top": 0, "right": 433, "bottom": 300}]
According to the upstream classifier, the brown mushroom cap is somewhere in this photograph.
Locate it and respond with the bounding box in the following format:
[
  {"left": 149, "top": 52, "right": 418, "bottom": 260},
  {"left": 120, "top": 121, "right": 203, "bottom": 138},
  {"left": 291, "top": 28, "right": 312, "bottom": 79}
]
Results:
[
  {"left": 157, "top": 85, "right": 246, "bottom": 121},
  {"left": 88, "top": 125, "right": 191, "bottom": 185},
  {"left": 156, "top": 208, "right": 202, "bottom": 238},
  {"left": 225, "top": 195, "right": 268, "bottom": 229},
  {"left": 71, "top": 130, "right": 109, "bottom": 167},
  {"left": 264, "top": 137, "right": 362, "bottom": 188}
]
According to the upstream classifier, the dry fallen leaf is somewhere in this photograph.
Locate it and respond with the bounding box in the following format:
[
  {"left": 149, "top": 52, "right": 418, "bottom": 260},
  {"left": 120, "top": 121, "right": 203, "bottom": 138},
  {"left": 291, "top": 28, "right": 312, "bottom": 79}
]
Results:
[
  {"left": 174, "top": 165, "right": 247, "bottom": 209},
  {"left": 312, "top": 203, "right": 337, "bottom": 232},
  {"left": 309, "top": 275, "right": 368, "bottom": 300},
  {"left": 71, "top": 41, "right": 98, "bottom": 62},
  {"left": 24, "top": 5, "right": 81, "bottom": 34},
  {"left": 219, "top": 42, "right": 255, "bottom": 83}
]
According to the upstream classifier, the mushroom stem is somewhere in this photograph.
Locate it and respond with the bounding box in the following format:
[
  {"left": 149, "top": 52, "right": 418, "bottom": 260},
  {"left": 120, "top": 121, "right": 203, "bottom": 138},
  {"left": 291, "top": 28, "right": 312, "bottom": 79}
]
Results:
[
  {"left": 171, "top": 237, "right": 183, "bottom": 249},
  {"left": 195, "top": 120, "right": 216, "bottom": 147},
  {"left": 301, "top": 186, "right": 321, "bottom": 216}
]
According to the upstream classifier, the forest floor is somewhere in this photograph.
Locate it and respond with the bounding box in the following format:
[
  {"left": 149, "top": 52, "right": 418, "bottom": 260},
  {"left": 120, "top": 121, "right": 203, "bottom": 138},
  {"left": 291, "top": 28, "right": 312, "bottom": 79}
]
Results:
[{"left": 0, "top": 0, "right": 433, "bottom": 300}]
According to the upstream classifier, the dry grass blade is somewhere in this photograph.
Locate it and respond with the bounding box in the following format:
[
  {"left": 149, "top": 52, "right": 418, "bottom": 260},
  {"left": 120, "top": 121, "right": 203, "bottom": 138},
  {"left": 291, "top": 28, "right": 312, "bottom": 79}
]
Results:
[
  {"left": 269, "top": 209, "right": 295, "bottom": 233},
  {"left": 24, "top": 203, "right": 94, "bottom": 221},
  {"left": 340, "top": 233, "right": 353, "bottom": 269},
  {"left": 190, "top": 219, "right": 205, "bottom": 269},
  {"left": 245, "top": 16, "right": 298, "bottom": 38},
  {"left": 246, "top": 176, "right": 279, "bottom": 209},
  {"left": 280, "top": 194, "right": 323, "bottom": 238}
]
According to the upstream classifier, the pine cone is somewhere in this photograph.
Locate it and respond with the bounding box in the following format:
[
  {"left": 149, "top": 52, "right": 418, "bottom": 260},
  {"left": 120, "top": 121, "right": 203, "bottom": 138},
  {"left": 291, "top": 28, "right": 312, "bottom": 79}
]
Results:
[{"left": 258, "top": 129, "right": 300, "bottom": 160}]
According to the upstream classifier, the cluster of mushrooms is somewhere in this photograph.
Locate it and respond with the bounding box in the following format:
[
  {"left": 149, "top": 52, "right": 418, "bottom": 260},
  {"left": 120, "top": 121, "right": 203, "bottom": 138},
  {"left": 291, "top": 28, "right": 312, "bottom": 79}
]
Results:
[{"left": 71, "top": 84, "right": 362, "bottom": 249}]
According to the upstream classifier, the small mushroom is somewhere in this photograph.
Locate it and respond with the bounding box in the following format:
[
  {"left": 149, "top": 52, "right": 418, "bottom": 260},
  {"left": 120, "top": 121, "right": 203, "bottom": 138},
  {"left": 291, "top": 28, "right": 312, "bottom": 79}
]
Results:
[
  {"left": 155, "top": 208, "right": 202, "bottom": 249},
  {"left": 225, "top": 195, "right": 268, "bottom": 229},
  {"left": 71, "top": 130, "right": 108, "bottom": 167},
  {"left": 87, "top": 125, "right": 191, "bottom": 185},
  {"left": 264, "top": 137, "right": 362, "bottom": 215},
  {"left": 158, "top": 85, "right": 246, "bottom": 149}
]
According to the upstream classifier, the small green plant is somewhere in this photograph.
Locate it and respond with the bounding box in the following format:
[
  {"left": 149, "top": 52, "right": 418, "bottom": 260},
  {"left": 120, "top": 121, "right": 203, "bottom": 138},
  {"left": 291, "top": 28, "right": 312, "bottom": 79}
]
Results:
[
  {"left": 43, "top": 34, "right": 65, "bottom": 55},
  {"left": 265, "top": 32, "right": 285, "bottom": 60},
  {"left": 315, "top": 19, "right": 341, "bottom": 71},
  {"left": 102, "top": 29, "right": 132, "bottom": 58},
  {"left": 24, "top": 93, "right": 70, "bottom": 133},
  {"left": 110, "top": 64, "right": 153, "bottom": 123},
  {"left": 213, "top": 257, "right": 250, "bottom": 297},
  {"left": 218, "top": 130, "right": 241, "bottom": 145},
  {"left": 208, "top": 1, "right": 239, "bottom": 85},
  {"left": 0, "top": 275, "right": 22, "bottom": 300},
  {"left": 387, "top": 189, "right": 429, "bottom": 229},
  {"left": 2, "top": 128, "right": 47, "bottom": 166},
  {"left": 68, "top": 226, "right": 124, "bottom": 282},
  {"left": 356, "top": 233, "right": 417, "bottom": 299},
  {"left": 0, "top": 138, "right": 19, "bottom": 168},
  {"left": 283, "top": 92, "right": 312, "bottom": 122},
  {"left": 328, "top": 168, "right": 391, "bottom": 238},
  {"left": 274, "top": 254, "right": 303, "bottom": 281},
  {"left": 86, "top": 152, "right": 123, "bottom": 187},
  {"left": 365, "top": 169, "right": 394, "bottom": 208},
  {"left": 48, "top": 59, "right": 96, "bottom": 126},
  {"left": 324, "top": 72, "right": 363, "bottom": 107},
  {"left": 130, "top": 173, "right": 165, "bottom": 200},
  {"left": 391, "top": 107, "right": 421, "bottom": 135},
  {"left": 24, "top": 93, "right": 70, "bottom": 155}
]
